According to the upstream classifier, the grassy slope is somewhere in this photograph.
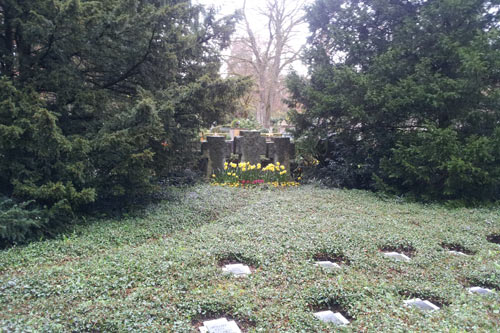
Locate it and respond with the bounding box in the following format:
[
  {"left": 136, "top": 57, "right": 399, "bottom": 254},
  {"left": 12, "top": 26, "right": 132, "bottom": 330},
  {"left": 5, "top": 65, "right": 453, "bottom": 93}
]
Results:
[{"left": 1, "top": 185, "right": 499, "bottom": 332}]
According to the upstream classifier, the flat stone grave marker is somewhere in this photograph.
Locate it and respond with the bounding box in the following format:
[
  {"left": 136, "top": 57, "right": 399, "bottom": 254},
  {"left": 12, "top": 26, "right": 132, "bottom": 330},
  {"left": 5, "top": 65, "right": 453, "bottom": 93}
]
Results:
[
  {"left": 403, "top": 298, "right": 439, "bottom": 311},
  {"left": 313, "top": 310, "right": 350, "bottom": 325},
  {"left": 314, "top": 261, "right": 341, "bottom": 270},
  {"left": 199, "top": 318, "right": 242, "bottom": 333},
  {"left": 383, "top": 252, "right": 411, "bottom": 262},
  {"left": 222, "top": 263, "right": 251, "bottom": 277},
  {"left": 468, "top": 287, "right": 495, "bottom": 295},
  {"left": 448, "top": 250, "right": 469, "bottom": 256}
]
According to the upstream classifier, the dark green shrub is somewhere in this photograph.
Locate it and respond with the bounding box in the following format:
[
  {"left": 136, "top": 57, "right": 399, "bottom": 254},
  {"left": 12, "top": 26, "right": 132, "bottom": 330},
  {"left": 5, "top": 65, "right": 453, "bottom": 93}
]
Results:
[
  {"left": 379, "top": 126, "right": 500, "bottom": 203},
  {"left": 0, "top": 79, "right": 96, "bottom": 224},
  {"left": 92, "top": 97, "right": 164, "bottom": 204},
  {"left": 0, "top": 197, "right": 47, "bottom": 245}
]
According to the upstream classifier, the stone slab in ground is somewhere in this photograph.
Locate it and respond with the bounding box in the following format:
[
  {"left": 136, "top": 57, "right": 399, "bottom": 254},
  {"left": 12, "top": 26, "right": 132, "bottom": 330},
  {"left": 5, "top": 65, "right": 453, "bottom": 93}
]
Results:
[
  {"left": 448, "top": 250, "right": 469, "bottom": 256},
  {"left": 222, "top": 264, "right": 251, "bottom": 276},
  {"left": 404, "top": 298, "right": 439, "bottom": 311},
  {"left": 314, "top": 261, "right": 341, "bottom": 270},
  {"left": 468, "top": 287, "right": 495, "bottom": 295},
  {"left": 383, "top": 252, "right": 411, "bottom": 262},
  {"left": 313, "top": 310, "right": 349, "bottom": 325},
  {"left": 199, "top": 318, "right": 242, "bottom": 333}
]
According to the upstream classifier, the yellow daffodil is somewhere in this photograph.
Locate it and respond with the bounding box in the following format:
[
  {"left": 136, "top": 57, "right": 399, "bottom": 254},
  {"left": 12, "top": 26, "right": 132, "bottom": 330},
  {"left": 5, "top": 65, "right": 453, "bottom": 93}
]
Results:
[
  {"left": 257, "top": 163, "right": 261, "bottom": 169},
  {"left": 230, "top": 162, "right": 237, "bottom": 168},
  {"left": 227, "top": 172, "right": 231, "bottom": 175},
  {"left": 280, "top": 165, "right": 285, "bottom": 170},
  {"left": 276, "top": 162, "right": 280, "bottom": 166},
  {"left": 224, "top": 166, "right": 228, "bottom": 170}
]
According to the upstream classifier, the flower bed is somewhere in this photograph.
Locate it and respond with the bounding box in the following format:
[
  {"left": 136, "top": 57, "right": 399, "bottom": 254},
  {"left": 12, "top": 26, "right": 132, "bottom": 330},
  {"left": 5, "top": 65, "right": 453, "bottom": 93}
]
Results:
[{"left": 211, "top": 162, "right": 299, "bottom": 188}]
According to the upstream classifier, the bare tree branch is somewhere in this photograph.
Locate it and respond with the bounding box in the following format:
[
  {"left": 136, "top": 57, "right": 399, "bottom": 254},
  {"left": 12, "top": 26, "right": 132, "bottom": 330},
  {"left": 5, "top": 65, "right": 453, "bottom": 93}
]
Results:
[{"left": 230, "top": 0, "right": 306, "bottom": 128}]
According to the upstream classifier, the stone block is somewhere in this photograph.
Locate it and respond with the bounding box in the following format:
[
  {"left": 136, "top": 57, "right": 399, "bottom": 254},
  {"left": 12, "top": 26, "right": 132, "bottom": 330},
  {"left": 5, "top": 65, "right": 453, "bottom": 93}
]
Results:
[
  {"left": 234, "top": 136, "right": 242, "bottom": 155},
  {"left": 201, "top": 141, "right": 209, "bottom": 158},
  {"left": 314, "top": 261, "right": 341, "bottom": 270},
  {"left": 273, "top": 137, "right": 291, "bottom": 171},
  {"left": 199, "top": 318, "right": 242, "bottom": 333},
  {"left": 468, "top": 287, "right": 495, "bottom": 295},
  {"left": 403, "top": 298, "right": 439, "bottom": 311},
  {"left": 266, "top": 142, "right": 275, "bottom": 159},
  {"left": 383, "top": 252, "right": 411, "bottom": 262},
  {"left": 225, "top": 140, "right": 233, "bottom": 158},
  {"left": 448, "top": 250, "right": 469, "bottom": 256},
  {"left": 257, "top": 136, "right": 267, "bottom": 156},
  {"left": 207, "top": 136, "right": 226, "bottom": 176},
  {"left": 240, "top": 130, "right": 262, "bottom": 165},
  {"left": 222, "top": 264, "right": 251, "bottom": 276},
  {"left": 289, "top": 142, "right": 296, "bottom": 160},
  {"left": 313, "top": 311, "right": 349, "bottom": 325}
]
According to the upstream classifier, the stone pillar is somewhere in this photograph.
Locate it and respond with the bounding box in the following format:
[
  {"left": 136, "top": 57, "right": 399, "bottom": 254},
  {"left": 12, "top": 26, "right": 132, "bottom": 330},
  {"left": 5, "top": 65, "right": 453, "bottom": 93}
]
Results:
[
  {"left": 289, "top": 142, "right": 296, "bottom": 160},
  {"left": 257, "top": 136, "right": 267, "bottom": 157},
  {"left": 200, "top": 141, "right": 209, "bottom": 175},
  {"left": 266, "top": 142, "right": 275, "bottom": 159},
  {"left": 207, "top": 136, "right": 226, "bottom": 176},
  {"left": 201, "top": 141, "right": 209, "bottom": 158},
  {"left": 240, "top": 130, "right": 262, "bottom": 165},
  {"left": 234, "top": 136, "right": 242, "bottom": 155},
  {"left": 273, "top": 137, "right": 291, "bottom": 171},
  {"left": 225, "top": 140, "right": 233, "bottom": 159}
]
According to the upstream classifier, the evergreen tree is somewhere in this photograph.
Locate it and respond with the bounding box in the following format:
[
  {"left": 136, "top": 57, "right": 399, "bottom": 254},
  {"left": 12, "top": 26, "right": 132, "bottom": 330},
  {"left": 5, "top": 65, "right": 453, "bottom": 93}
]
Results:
[
  {"left": 0, "top": 0, "right": 248, "bottom": 243},
  {"left": 288, "top": 0, "right": 500, "bottom": 202}
]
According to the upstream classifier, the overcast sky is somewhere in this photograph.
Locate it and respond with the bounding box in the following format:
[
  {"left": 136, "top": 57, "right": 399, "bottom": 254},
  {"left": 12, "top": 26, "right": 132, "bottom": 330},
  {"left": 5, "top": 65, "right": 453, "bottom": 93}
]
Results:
[{"left": 193, "top": 0, "right": 311, "bottom": 75}]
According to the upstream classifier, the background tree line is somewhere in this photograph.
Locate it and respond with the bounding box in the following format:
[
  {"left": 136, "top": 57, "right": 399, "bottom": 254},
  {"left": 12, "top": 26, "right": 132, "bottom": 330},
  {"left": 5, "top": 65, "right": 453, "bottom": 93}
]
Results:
[
  {"left": 0, "top": 0, "right": 249, "bottom": 244},
  {"left": 288, "top": 0, "right": 500, "bottom": 204}
]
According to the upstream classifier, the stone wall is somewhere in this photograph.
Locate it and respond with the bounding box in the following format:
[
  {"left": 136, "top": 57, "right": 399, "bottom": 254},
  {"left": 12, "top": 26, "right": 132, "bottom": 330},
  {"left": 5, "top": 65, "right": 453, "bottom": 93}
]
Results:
[{"left": 201, "top": 131, "right": 295, "bottom": 176}]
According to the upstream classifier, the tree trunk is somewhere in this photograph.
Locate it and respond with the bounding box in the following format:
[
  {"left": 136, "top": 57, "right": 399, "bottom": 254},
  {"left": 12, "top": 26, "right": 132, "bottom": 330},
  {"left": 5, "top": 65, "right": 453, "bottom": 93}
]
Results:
[{"left": 238, "top": 0, "right": 305, "bottom": 129}]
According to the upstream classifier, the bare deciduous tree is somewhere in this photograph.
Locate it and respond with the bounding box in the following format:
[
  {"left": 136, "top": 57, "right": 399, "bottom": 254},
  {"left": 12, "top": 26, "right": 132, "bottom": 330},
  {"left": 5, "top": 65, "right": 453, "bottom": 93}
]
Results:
[{"left": 230, "top": 0, "right": 305, "bottom": 128}]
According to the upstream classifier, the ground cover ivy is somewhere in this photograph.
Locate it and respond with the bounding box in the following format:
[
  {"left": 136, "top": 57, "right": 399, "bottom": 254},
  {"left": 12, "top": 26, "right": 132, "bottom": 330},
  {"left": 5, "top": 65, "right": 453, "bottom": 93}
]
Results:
[{"left": 0, "top": 184, "right": 499, "bottom": 331}]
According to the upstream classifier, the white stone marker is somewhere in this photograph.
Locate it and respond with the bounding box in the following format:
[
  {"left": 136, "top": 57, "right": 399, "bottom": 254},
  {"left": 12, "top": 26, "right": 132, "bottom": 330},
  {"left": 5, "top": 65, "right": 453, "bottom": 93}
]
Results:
[
  {"left": 222, "top": 264, "right": 251, "bottom": 276},
  {"left": 468, "top": 287, "right": 495, "bottom": 295},
  {"left": 403, "top": 298, "right": 440, "bottom": 311},
  {"left": 383, "top": 252, "right": 411, "bottom": 262},
  {"left": 314, "top": 261, "right": 341, "bottom": 270},
  {"left": 448, "top": 250, "right": 469, "bottom": 256},
  {"left": 313, "top": 310, "right": 350, "bottom": 325},
  {"left": 199, "top": 318, "right": 242, "bottom": 333}
]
